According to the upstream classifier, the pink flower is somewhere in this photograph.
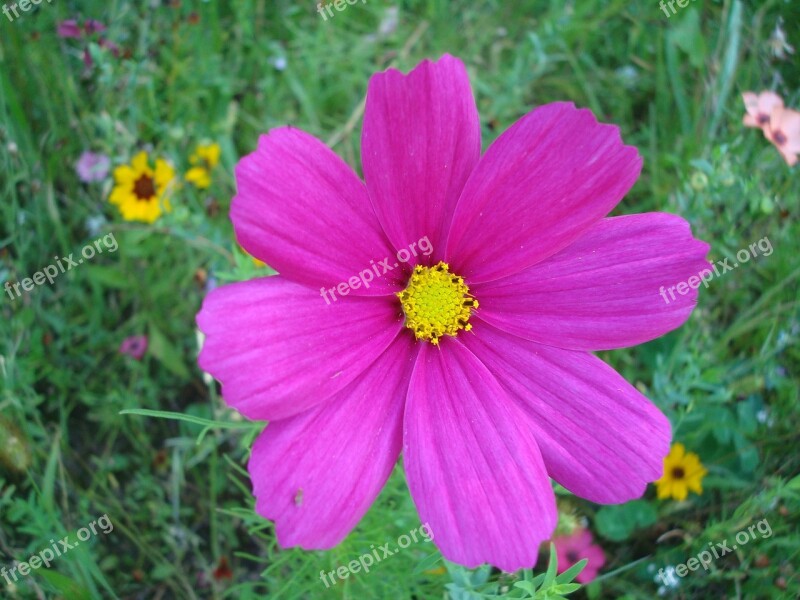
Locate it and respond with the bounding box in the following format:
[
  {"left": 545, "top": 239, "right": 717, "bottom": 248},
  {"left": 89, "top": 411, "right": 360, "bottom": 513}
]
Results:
[
  {"left": 83, "top": 20, "right": 107, "bottom": 35},
  {"left": 197, "top": 55, "right": 708, "bottom": 571},
  {"left": 119, "top": 336, "right": 148, "bottom": 360},
  {"left": 57, "top": 20, "right": 83, "bottom": 38},
  {"left": 75, "top": 151, "right": 110, "bottom": 183},
  {"left": 58, "top": 18, "right": 107, "bottom": 38},
  {"left": 742, "top": 91, "right": 784, "bottom": 131},
  {"left": 742, "top": 92, "right": 783, "bottom": 130},
  {"left": 552, "top": 529, "right": 606, "bottom": 583},
  {"left": 765, "top": 105, "right": 800, "bottom": 167},
  {"left": 98, "top": 37, "right": 120, "bottom": 57},
  {"left": 57, "top": 18, "right": 116, "bottom": 68}
]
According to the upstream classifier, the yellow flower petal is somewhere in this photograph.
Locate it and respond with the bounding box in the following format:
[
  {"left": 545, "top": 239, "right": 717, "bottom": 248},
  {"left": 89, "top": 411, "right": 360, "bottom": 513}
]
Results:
[
  {"left": 109, "top": 186, "right": 133, "bottom": 206},
  {"left": 197, "top": 143, "right": 221, "bottom": 168},
  {"left": 185, "top": 166, "right": 212, "bottom": 189},
  {"left": 154, "top": 159, "right": 176, "bottom": 188},
  {"left": 131, "top": 154, "right": 153, "bottom": 177},
  {"left": 672, "top": 482, "right": 689, "bottom": 501},
  {"left": 656, "top": 481, "right": 671, "bottom": 499},
  {"left": 113, "top": 165, "right": 137, "bottom": 185},
  {"left": 671, "top": 443, "right": 686, "bottom": 461}
]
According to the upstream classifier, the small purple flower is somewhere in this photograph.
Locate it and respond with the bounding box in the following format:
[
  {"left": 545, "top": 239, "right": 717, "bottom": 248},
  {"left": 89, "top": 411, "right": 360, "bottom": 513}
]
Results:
[
  {"left": 120, "top": 335, "right": 148, "bottom": 360},
  {"left": 98, "top": 38, "right": 121, "bottom": 57},
  {"left": 84, "top": 20, "right": 107, "bottom": 35},
  {"left": 58, "top": 19, "right": 108, "bottom": 38},
  {"left": 57, "top": 20, "right": 83, "bottom": 38},
  {"left": 76, "top": 151, "right": 110, "bottom": 183}
]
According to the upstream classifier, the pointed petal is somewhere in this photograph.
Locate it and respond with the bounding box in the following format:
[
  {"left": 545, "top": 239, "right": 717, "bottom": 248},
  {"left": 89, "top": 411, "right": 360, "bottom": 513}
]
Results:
[
  {"left": 362, "top": 54, "right": 481, "bottom": 263},
  {"left": 404, "top": 339, "right": 557, "bottom": 571},
  {"left": 446, "top": 102, "right": 642, "bottom": 283},
  {"left": 472, "top": 213, "right": 710, "bottom": 350},
  {"left": 248, "top": 335, "right": 417, "bottom": 548},
  {"left": 461, "top": 322, "right": 671, "bottom": 504},
  {"left": 232, "top": 127, "right": 404, "bottom": 294},
  {"left": 197, "top": 276, "right": 402, "bottom": 421}
]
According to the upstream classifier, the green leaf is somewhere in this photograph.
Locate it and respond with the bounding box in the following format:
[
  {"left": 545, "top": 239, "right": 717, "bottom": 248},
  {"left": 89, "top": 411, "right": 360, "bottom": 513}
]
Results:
[
  {"left": 120, "top": 408, "right": 255, "bottom": 431},
  {"left": 514, "top": 580, "right": 538, "bottom": 594},
  {"left": 412, "top": 551, "right": 442, "bottom": 575},
  {"left": 551, "top": 583, "right": 582, "bottom": 594},
  {"left": 85, "top": 265, "right": 130, "bottom": 289},
  {"left": 556, "top": 558, "right": 587, "bottom": 583},
  {"left": 37, "top": 570, "right": 92, "bottom": 600},
  {"left": 147, "top": 324, "right": 190, "bottom": 378},
  {"left": 543, "top": 542, "right": 559, "bottom": 588},
  {"left": 668, "top": 9, "right": 706, "bottom": 68},
  {"left": 595, "top": 500, "right": 657, "bottom": 542}
]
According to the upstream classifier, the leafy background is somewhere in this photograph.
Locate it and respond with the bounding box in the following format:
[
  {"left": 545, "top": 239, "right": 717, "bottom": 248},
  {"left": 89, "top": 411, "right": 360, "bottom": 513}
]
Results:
[{"left": 1, "top": 0, "right": 799, "bottom": 598}]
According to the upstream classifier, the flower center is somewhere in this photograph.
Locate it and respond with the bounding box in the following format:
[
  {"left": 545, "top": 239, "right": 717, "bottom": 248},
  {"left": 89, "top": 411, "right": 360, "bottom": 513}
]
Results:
[
  {"left": 672, "top": 467, "right": 685, "bottom": 479},
  {"left": 397, "top": 262, "right": 477, "bottom": 345},
  {"left": 133, "top": 175, "right": 156, "bottom": 200},
  {"left": 772, "top": 130, "right": 787, "bottom": 146}
]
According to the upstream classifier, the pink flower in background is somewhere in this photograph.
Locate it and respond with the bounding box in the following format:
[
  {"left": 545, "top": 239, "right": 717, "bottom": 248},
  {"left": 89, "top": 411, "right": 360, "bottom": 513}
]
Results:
[
  {"left": 98, "top": 37, "right": 120, "bottom": 57},
  {"left": 742, "top": 91, "right": 783, "bottom": 131},
  {"left": 57, "top": 18, "right": 107, "bottom": 39},
  {"left": 76, "top": 151, "right": 110, "bottom": 183},
  {"left": 119, "top": 336, "right": 148, "bottom": 360},
  {"left": 742, "top": 91, "right": 800, "bottom": 166},
  {"left": 83, "top": 19, "right": 107, "bottom": 35},
  {"left": 552, "top": 529, "right": 606, "bottom": 583},
  {"left": 57, "top": 20, "right": 83, "bottom": 38},
  {"left": 57, "top": 18, "right": 118, "bottom": 69},
  {"left": 766, "top": 106, "right": 800, "bottom": 166},
  {"left": 197, "top": 55, "right": 709, "bottom": 571}
]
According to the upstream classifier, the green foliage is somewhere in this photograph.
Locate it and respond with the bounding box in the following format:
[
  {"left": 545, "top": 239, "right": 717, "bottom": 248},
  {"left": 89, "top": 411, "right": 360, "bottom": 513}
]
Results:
[
  {"left": 595, "top": 501, "right": 658, "bottom": 543},
  {"left": 1, "top": 0, "right": 799, "bottom": 598}
]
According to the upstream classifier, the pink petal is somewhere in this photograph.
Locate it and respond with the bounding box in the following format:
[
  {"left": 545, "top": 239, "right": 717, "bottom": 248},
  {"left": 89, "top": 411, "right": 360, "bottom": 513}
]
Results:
[
  {"left": 741, "top": 91, "right": 759, "bottom": 117},
  {"left": 461, "top": 322, "right": 671, "bottom": 504},
  {"left": 197, "top": 276, "right": 402, "bottom": 421},
  {"left": 582, "top": 545, "right": 606, "bottom": 569},
  {"left": 84, "top": 20, "right": 107, "bottom": 34},
  {"left": 771, "top": 106, "right": 800, "bottom": 152},
  {"left": 404, "top": 339, "right": 557, "bottom": 571},
  {"left": 742, "top": 114, "right": 760, "bottom": 128},
  {"left": 757, "top": 91, "right": 784, "bottom": 118},
  {"left": 232, "top": 127, "right": 404, "bottom": 295},
  {"left": 445, "top": 102, "right": 642, "bottom": 283},
  {"left": 248, "top": 334, "right": 417, "bottom": 548},
  {"left": 362, "top": 54, "right": 481, "bottom": 262},
  {"left": 472, "top": 213, "right": 710, "bottom": 351},
  {"left": 57, "top": 20, "right": 82, "bottom": 38},
  {"left": 577, "top": 565, "right": 600, "bottom": 584},
  {"left": 742, "top": 91, "right": 778, "bottom": 129},
  {"left": 575, "top": 544, "right": 606, "bottom": 583}
]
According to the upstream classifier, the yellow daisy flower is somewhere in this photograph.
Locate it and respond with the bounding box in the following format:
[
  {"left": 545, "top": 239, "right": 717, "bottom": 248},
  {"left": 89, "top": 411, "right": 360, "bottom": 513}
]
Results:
[
  {"left": 655, "top": 443, "right": 708, "bottom": 501},
  {"left": 185, "top": 143, "right": 221, "bottom": 189},
  {"left": 110, "top": 151, "right": 175, "bottom": 223}
]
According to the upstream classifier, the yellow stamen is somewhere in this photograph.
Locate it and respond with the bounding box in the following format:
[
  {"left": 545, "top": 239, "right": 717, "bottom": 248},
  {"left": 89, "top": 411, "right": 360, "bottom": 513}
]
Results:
[{"left": 397, "top": 262, "right": 478, "bottom": 345}]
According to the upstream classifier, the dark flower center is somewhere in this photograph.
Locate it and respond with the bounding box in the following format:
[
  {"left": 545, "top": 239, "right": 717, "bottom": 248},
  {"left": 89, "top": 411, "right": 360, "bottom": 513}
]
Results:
[
  {"left": 566, "top": 550, "right": 580, "bottom": 563},
  {"left": 757, "top": 113, "right": 770, "bottom": 125},
  {"left": 772, "top": 130, "right": 787, "bottom": 146},
  {"left": 672, "top": 467, "right": 685, "bottom": 479},
  {"left": 133, "top": 175, "right": 156, "bottom": 200}
]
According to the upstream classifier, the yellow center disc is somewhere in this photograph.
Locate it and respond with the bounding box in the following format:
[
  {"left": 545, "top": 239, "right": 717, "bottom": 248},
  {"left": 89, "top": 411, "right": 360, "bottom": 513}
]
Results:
[{"left": 397, "top": 262, "right": 478, "bottom": 345}]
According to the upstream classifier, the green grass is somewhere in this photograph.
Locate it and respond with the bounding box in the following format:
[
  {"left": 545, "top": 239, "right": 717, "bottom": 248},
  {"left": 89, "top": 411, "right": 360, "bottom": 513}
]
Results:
[{"left": 1, "top": 0, "right": 799, "bottom": 598}]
